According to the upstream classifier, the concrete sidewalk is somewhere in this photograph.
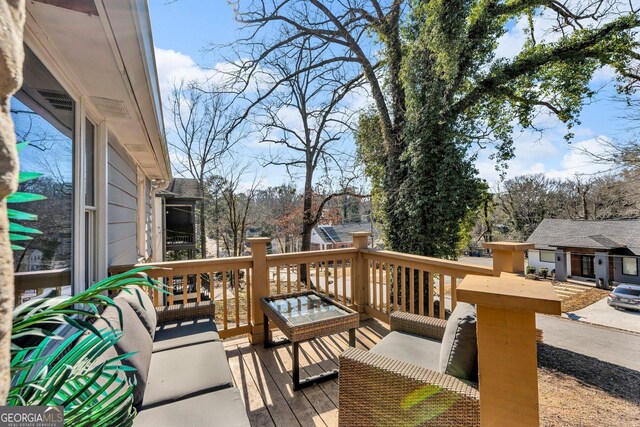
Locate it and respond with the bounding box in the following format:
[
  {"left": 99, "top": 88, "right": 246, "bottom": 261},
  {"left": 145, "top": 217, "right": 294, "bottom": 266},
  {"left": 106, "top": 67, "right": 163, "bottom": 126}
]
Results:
[{"left": 536, "top": 314, "right": 640, "bottom": 372}]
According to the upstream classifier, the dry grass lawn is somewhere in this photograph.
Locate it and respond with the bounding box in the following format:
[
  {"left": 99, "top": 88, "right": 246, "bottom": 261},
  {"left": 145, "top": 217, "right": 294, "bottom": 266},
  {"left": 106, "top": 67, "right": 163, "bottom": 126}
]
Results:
[
  {"left": 560, "top": 287, "right": 610, "bottom": 312},
  {"left": 538, "top": 343, "right": 640, "bottom": 426}
]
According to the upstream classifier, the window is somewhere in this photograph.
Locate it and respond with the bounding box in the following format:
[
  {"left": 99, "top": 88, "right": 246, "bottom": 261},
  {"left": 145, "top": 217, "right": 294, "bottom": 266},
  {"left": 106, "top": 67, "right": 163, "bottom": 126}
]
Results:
[
  {"left": 622, "top": 257, "right": 638, "bottom": 276},
  {"left": 84, "top": 119, "right": 97, "bottom": 288},
  {"left": 10, "top": 45, "right": 74, "bottom": 304},
  {"left": 540, "top": 250, "right": 555, "bottom": 263}
]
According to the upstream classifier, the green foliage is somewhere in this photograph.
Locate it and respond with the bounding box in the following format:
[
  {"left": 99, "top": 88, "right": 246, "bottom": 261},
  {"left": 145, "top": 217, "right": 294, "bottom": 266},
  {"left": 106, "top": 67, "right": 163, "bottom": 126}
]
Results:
[
  {"left": 355, "top": 110, "right": 387, "bottom": 229},
  {"left": 355, "top": 1, "right": 639, "bottom": 258},
  {"left": 539, "top": 267, "right": 549, "bottom": 278},
  {"left": 8, "top": 141, "right": 45, "bottom": 250},
  {"left": 9, "top": 267, "right": 166, "bottom": 426},
  {"left": 526, "top": 266, "right": 536, "bottom": 275}
]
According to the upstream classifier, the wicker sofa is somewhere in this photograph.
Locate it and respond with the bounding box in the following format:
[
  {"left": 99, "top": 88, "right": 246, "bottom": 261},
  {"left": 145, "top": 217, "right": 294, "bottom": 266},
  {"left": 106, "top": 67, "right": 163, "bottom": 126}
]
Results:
[
  {"left": 91, "top": 287, "right": 250, "bottom": 426},
  {"left": 339, "top": 307, "right": 481, "bottom": 427}
]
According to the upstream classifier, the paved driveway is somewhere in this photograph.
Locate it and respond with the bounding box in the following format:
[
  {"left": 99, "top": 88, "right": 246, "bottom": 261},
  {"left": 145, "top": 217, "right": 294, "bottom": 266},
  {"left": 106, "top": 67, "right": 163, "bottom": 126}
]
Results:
[
  {"left": 566, "top": 297, "right": 640, "bottom": 334},
  {"left": 536, "top": 314, "right": 640, "bottom": 371}
]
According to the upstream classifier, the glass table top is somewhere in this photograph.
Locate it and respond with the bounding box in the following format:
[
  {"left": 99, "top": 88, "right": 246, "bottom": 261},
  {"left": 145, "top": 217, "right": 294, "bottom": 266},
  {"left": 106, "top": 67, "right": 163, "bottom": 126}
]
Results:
[{"left": 267, "top": 294, "right": 349, "bottom": 325}]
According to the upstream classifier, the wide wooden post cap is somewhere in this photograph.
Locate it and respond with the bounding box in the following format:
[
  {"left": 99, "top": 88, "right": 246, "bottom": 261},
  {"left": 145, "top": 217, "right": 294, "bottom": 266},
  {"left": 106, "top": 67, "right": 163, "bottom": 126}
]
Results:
[
  {"left": 483, "top": 242, "right": 535, "bottom": 251},
  {"left": 348, "top": 231, "right": 371, "bottom": 237},
  {"left": 457, "top": 274, "right": 561, "bottom": 315},
  {"left": 247, "top": 237, "right": 272, "bottom": 243}
]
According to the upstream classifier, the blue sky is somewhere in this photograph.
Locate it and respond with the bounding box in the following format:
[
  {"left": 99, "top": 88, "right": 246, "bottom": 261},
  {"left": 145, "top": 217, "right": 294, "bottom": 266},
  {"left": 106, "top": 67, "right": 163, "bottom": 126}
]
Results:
[{"left": 149, "top": 2, "right": 632, "bottom": 189}]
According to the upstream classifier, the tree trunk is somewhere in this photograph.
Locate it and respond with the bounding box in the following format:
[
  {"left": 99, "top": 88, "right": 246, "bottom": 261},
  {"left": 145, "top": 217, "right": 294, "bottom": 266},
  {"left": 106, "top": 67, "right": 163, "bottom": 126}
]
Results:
[
  {"left": 199, "top": 198, "right": 206, "bottom": 258},
  {"left": 0, "top": 0, "right": 26, "bottom": 404}
]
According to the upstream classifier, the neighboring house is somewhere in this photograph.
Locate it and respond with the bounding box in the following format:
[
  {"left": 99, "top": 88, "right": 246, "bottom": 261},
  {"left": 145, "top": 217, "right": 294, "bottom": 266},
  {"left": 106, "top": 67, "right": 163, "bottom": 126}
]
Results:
[
  {"left": 155, "top": 178, "right": 203, "bottom": 260},
  {"left": 526, "top": 219, "right": 640, "bottom": 285},
  {"left": 11, "top": 0, "right": 170, "bottom": 304},
  {"left": 311, "top": 223, "right": 380, "bottom": 250},
  {"left": 26, "top": 250, "right": 43, "bottom": 272}
]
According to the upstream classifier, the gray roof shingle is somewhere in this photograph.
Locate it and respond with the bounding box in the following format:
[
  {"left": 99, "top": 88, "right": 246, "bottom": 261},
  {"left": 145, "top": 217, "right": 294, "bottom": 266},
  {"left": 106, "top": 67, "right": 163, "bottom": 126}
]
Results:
[
  {"left": 157, "top": 178, "right": 203, "bottom": 200},
  {"left": 526, "top": 219, "right": 640, "bottom": 254}
]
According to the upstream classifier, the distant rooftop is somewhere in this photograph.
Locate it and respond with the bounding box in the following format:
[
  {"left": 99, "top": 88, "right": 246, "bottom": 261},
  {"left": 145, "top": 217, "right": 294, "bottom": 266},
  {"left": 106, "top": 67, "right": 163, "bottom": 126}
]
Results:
[
  {"left": 316, "top": 223, "right": 378, "bottom": 244},
  {"left": 526, "top": 218, "right": 640, "bottom": 254},
  {"left": 157, "top": 178, "right": 203, "bottom": 200}
]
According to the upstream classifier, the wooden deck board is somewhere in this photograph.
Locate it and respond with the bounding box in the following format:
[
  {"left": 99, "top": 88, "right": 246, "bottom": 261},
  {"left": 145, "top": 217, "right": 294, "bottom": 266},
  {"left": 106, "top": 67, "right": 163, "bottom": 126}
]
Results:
[{"left": 223, "top": 319, "right": 389, "bottom": 427}]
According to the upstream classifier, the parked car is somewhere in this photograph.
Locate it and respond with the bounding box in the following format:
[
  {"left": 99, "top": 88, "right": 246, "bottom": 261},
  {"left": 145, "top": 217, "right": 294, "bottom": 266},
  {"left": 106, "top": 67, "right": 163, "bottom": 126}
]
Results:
[{"left": 607, "top": 284, "right": 640, "bottom": 311}]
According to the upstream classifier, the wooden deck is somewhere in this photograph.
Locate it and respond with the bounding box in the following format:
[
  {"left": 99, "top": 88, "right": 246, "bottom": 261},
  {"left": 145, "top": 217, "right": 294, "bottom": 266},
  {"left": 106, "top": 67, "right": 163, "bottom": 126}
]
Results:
[{"left": 222, "top": 318, "right": 390, "bottom": 427}]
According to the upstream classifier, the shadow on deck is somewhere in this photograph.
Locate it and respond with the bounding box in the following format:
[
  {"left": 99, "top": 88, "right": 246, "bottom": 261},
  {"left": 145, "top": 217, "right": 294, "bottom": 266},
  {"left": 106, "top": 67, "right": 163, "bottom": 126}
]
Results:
[{"left": 222, "top": 318, "right": 390, "bottom": 427}]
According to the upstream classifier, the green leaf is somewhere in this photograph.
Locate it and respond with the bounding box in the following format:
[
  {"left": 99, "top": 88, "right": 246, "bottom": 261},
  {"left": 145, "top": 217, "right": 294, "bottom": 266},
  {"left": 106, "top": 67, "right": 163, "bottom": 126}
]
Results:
[
  {"left": 6, "top": 192, "right": 47, "bottom": 203},
  {"left": 18, "top": 172, "right": 44, "bottom": 184},
  {"left": 16, "top": 141, "right": 29, "bottom": 153},
  {"left": 7, "top": 209, "right": 37, "bottom": 221},
  {"left": 9, "top": 233, "right": 32, "bottom": 241},
  {"left": 11, "top": 244, "right": 25, "bottom": 251},
  {"left": 9, "top": 223, "right": 42, "bottom": 234}
]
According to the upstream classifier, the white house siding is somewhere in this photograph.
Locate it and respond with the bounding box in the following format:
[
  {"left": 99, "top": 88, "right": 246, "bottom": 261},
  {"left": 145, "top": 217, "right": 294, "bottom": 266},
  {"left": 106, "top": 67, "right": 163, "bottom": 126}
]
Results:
[
  {"left": 145, "top": 178, "right": 152, "bottom": 257},
  {"left": 527, "top": 250, "right": 556, "bottom": 272},
  {"left": 108, "top": 142, "right": 138, "bottom": 266}
]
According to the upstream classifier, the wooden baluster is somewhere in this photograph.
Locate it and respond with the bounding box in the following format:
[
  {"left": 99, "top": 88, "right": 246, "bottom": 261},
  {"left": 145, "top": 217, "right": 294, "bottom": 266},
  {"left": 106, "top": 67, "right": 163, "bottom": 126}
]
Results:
[
  {"left": 333, "top": 259, "right": 338, "bottom": 300},
  {"left": 371, "top": 260, "right": 377, "bottom": 309},
  {"left": 451, "top": 276, "right": 457, "bottom": 311},
  {"left": 386, "top": 263, "right": 391, "bottom": 314},
  {"left": 222, "top": 271, "right": 228, "bottom": 330},
  {"left": 428, "top": 271, "right": 435, "bottom": 317},
  {"left": 439, "top": 273, "right": 446, "bottom": 319},
  {"left": 305, "top": 263, "right": 310, "bottom": 291},
  {"left": 210, "top": 272, "right": 216, "bottom": 309},
  {"left": 168, "top": 276, "right": 174, "bottom": 305},
  {"left": 342, "top": 260, "right": 347, "bottom": 304},
  {"left": 196, "top": 273, "right": 202, "bottom": 303},
  {"left": 286, "top": 265, "right": 291, "bottom": 293},
  {"left": 418, "top": 270, "right": 425, "bottom": 316},
  {"left": 410, "top": 268, "right": 415, "bottom": 314},
  {"left": 276, "top": 265, "right": 281, "bottom": 294},
  {"left": 246, "top": 268, "right": 251, "bottom": 325},
  {"left": 315, "top": 262, "right": 320, "bottom": 292},
  {"left": 297, "top": 264, "right": 302, "bottom": 291},
  {"left": 393, "top": 265, "right": 399, "bottom": 312},
  {"left": 182, "top": 274, "right": 188, "bottom": 305},
  {"left": 378, "top": 261, "right": 384, "bottom": 311},
  {"left": 324, "top": 261, "right": 329, "bottom": 294},
  {"left": 401, "top": 266, "right": 406, "bottom": 312},
  {"left": 234, "top": 269, "right": 240, "bottom": 327}
]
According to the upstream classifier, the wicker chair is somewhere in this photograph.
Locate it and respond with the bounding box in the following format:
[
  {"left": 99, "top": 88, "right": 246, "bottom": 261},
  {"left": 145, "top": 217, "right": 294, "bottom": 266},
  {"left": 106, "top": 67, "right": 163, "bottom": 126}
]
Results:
[{"left": 338, "top": 311, "right": 480, "bottom": 427}]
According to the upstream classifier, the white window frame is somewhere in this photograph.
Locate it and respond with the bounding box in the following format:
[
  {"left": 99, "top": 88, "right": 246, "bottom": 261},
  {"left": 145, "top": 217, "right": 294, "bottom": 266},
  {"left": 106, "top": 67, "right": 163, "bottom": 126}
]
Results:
[
  {"left": 24, "top": 29, "right": 109, "bottom": 295},
  {"left": 622, "top": 257, "right": 638, "bottom": 276},
  {"left": 539, "top": 250, "right": 555, "bottom": 263}
]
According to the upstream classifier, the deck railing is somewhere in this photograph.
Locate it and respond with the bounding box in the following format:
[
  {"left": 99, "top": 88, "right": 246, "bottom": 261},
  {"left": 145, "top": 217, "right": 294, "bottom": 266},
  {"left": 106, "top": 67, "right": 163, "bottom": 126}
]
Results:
[
  {"left": 108, "top": 232, "right": 520, "bottom": 342},
  {"left": 14, "top": 268, "right": 72, "bottom": 305},
  {"left": 110, "top": 237, "right": 556, "bottom": 425}
]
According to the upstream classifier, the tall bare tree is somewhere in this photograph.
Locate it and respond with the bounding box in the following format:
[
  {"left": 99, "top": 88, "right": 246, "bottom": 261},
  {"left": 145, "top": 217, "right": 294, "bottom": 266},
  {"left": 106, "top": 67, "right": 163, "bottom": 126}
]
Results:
[
  {"left": 243, "top": 39, "right": 367, "bottom": 252},
  {"left": 212, "top": 165, "right": 260, "bottom": 257},
  {"left": 167, "top": 80, "right": 237, "bottom": 258}
]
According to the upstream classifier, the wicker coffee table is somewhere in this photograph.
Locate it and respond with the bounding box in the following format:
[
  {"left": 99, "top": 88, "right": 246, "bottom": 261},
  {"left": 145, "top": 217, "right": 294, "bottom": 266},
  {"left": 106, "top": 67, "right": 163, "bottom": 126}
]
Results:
[{"left": 261, "top": 290, "right": 359, "bottom": 390}]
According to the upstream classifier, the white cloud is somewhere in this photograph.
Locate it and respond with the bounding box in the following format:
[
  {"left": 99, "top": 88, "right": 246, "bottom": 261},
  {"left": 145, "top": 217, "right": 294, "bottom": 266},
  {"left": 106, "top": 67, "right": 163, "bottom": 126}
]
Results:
[
  {"left": 475, "top": 127, "right": 613, "bottom": 185},
  {"left": 546, "top": 136, "right": 613, "bottom": 179},
  {"left": 155, "top": 48, "right": 220, "bottom": 97}
]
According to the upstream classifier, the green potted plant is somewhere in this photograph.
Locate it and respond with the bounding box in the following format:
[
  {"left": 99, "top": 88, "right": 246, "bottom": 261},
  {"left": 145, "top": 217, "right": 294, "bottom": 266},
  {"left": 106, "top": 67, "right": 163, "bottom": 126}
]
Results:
[{"left": 9, "top": 267, "right": 164, "bottom": 426}]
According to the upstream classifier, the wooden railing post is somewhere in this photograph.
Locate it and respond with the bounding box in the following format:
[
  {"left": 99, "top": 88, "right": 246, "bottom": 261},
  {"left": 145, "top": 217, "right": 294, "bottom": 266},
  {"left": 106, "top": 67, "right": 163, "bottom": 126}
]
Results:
[
  {"left": 248, "top": 237, "right": 271, "bottom": 344},
  {"left": 349, "top": 232, "right": 371, "bottom": 316},
  {"left": 484, "top": 242, "right": 534, "bottom": 276},
  {"left": 458, "top": 274, "right": 561, "bottom": 427}
]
